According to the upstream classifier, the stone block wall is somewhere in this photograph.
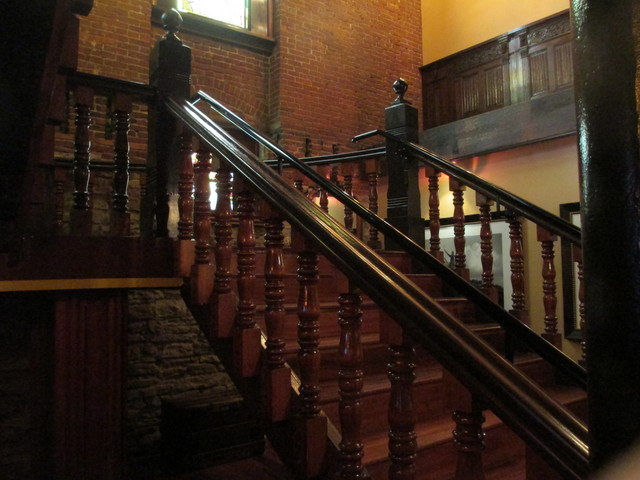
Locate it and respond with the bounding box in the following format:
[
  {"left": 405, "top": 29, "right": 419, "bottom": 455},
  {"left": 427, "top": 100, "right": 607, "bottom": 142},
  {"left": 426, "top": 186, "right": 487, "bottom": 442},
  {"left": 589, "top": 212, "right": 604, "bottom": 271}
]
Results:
[{"left": 126, "top": 289, "right": 236, "bottom": 463}]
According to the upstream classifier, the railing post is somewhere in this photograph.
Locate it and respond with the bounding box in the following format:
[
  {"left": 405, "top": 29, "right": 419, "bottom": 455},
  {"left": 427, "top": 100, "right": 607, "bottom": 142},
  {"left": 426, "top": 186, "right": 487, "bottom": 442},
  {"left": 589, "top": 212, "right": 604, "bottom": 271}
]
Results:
[
  {"left": 476, "top": 192, "right": 498, "bottom": 303},
  {"left": 384, "top": 79, "right": 424, "bottom": 249},
  {"left": 262, "top": 202, "right": 291, "bottom": 422},
  {"left": 70, "top": 85, "right": 94, "bottom": 235},
  {"left": 210, "top": 162, "right": 236, "bottom": 338},
  {"left": 537, "top": 226, "right": 562, "bottom": 349},
  {"left": 110, "top": 92, "right": 132, "bottom": 236},
  {"left": 337, "top": 287, "right": 365, "bottom": 479},
  {"left": 291, "top": 227, "right": 327, "bottom": 478},
  {"left": 144, "top": 8, "right": 191, "bottom": 236},
  {"left": 450, "top": 178, "right": 469, "bottom": 280},
  {"left": 425, "top": 165, "right": 444, "bottom": 262}
]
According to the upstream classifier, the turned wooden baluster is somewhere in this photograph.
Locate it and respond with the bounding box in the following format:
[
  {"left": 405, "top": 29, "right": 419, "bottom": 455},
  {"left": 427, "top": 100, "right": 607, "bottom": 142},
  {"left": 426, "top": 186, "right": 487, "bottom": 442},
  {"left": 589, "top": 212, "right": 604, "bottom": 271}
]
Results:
[
  {"left": 343, "top": 171, "right": 354, "bottom": 233},
  {"left": 575, "top": 247, "right": 586, "bottom": 364},
  {"left": 476, "top": 193, "right": 498, "bottom": 302},
  {"left": 450, "top": 178, "right": 469, "bottom": 280},
  {"left": 54, "top": 168, "right": 66, "bottom": 235},
  {"left": 234, "top": 180, "right": 261, "bottom": 377},
  {"left": 319, "top": 188, "right": 329, "bottom": 213},
  {"left": 293, "top": 229, "right": 327, "bottom": 478},
  {"left": 190, "top": 145, "right": 214, "bottom": 306},
  {"left": 425, "top": 166, "right": 444, "bottom": 262},
  {"left": 453, "top": 398, "right": 486, "bottom": 480},
  {"left": 175, "top": 129, "right": 195, "bottom": 277},
  {"left": 70, "top": 86, "right": 94, "bottom": 235},
  {"left": 538, "top": 226, "right": 562, "bottom": 349},
  {"left": 338, "top": 289, "right": 365, "bottom": 479},
  {"left": 262, "top": 206, "right": 291, "bottom": 422},
  {"left": 388, "top": 342, "right": 417, "bottom": 480},
  {"left": 210, "top": 164, "right": 235, "bottom": 338},
  {"left": 366, "top": 159, "right": 381, "bottom": 249},
  {"left": 111, "top": 92, "right": 132, "bottom": 236},
  {"left": 507, "top": 212, "right": 528, "bottom": 324}
]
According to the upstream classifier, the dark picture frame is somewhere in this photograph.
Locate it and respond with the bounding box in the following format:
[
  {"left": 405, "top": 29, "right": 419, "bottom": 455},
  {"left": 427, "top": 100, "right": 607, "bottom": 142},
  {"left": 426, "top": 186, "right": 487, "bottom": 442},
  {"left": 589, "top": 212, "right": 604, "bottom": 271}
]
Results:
[{"left": 560, "top": 202, "right": 582, "bottom": 341}]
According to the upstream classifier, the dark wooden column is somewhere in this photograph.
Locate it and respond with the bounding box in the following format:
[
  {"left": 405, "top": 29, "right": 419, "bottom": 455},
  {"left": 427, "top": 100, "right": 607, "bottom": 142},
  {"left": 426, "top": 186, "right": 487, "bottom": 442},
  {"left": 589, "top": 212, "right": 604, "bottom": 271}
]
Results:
[
  {"left": 143, "top": 8, "right": 191, "bottom": 236},
  {"left": 384, "top": 79, "right": 424, "bottom": 249},
  {"left": 571, "top": 0, "right": 640, "bottom": 471}
]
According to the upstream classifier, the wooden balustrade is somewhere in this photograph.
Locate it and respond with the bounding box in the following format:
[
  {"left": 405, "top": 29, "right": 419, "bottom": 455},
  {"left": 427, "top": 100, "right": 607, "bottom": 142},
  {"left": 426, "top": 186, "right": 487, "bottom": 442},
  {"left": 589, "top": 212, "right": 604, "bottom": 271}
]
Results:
[
  {"left": 476, "top": 193, "right": 498, "bottom": 303},
  {"left": 233, "top": 180, "right": 261, "bottom": 377},
  {"left": 110, "top": 92, "right": 132, "bottom": 236},
  {"left": 425, "top": 165, "right": 444, "bottom": 262},
  {"left": 366, "top": 159, "right": 381, "bottom": 250},
  {"left": 507, "top": 211, "right": 528, "bottom": 324},
  {"left": 190, "top": 145, "right": 214, "bottom": 305},
  {"left": 574, "top": 247, "right": 586, "bottom": 364},
  {"left": 70, "top": 85, "right": 94, "bottom": 234},
  {"left": 450, "top": 178, "right": 469, "bottom": 280},
  {"left": 210, "top": 163, "right": 236, "bottom": 338},
  {"left": 452, "top": 399, "right": 486, "bottom": 480},
  {"left": 175, "top": 128, "right": 195, "bottom": 276},
  {"left": 537, "top": 226, "right": 562, "bottom": 349},
  {"left": 262, "top": 203, "right": 291, "bottom": 422},
  {"left": 337, "top": 289, "right": 365, "bottom": 479}
]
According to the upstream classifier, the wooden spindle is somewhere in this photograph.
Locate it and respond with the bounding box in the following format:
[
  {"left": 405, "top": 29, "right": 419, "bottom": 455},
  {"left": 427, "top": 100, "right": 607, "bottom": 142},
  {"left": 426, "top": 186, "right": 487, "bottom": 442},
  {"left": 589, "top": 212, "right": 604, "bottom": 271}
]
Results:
[
  {"left": 190, "top": 146, "right": 214, "bottom": 305},
  {"left": 507, "top": 212, "right": 528, "bottom": 324},
  {"left": 343, "top": 173, "right": 354, "bottom": 233},
  {"left": 575, "top": 247, "right": 586, "bottom": 365},
  {"left": 366, "top": 159, "right": 381, "bottom": 249},
  {"left": 263, "top": 209, "right": 291, "bottom": 422},
  {"left": 476, "top": 193, "right": 498, "bottom": 303},
  {"left": 234, "top": 182, "right": 261, "bottom": 377},
  {"left": 388, "top": 343, "right": 417, "bottom": 480},
  {"left": 425, "top": 166, "right": 444, "bottom": 262},
  {"left": 537, "top": 226, "right": 562, "bottom": 349},
  {"left": 70, "top": 85, "right": 94, "bottom": 235},
  {"left": 54, "top": 168, "right": 66, "bottom": 235},
  {"left": 453, "top": 400, "right": 486, "bottom": 480},
  {"left": 210, "top": 164, "right": 236, "bottom": 338},
  {"left": 450, "top": 178, "right": 469, "bottom": 280},
  {"left": 290, "top": 229, "right": 328, "bottom": 478},
  {"left": 175, "top": 129, "right": 195, "bottom": 277},
  {"left": 319, "top": 188, "right": 329, "bottom": 213},
  {"left": 337, "top": 290, "right": 365, "bottom": 480},
  {"left": 111, "top": 92, "right": 132, "bottom": 236}
]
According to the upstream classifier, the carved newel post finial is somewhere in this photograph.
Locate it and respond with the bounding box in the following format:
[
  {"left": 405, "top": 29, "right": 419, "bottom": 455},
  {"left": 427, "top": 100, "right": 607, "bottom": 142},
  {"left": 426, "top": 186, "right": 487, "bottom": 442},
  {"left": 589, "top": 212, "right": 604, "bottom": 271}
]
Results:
[
  {"left": 392, "top": 78, "right": 412, "bottom": 105},
  {"left": 161, "top": 8, "right": 183, "bottom": 42}
]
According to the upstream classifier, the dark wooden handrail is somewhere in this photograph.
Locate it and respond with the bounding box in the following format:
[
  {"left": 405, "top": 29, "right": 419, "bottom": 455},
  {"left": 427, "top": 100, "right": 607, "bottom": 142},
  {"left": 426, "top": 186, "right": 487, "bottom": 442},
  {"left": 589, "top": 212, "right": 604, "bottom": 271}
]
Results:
[
  {"left": 67, "top": 71, "right": 156, "bottom": 100},
  {"left": 190, "top": 90, "right": 587, "bottom": 389},
  {"left": 167, "top": 96, "right": 589, "bottom": 478},
  {"left": 353, "top": 129, "right": 582, "bottom": 246},
  {"left": 264, "top": 146, "right": 387, "bottom": 168}
]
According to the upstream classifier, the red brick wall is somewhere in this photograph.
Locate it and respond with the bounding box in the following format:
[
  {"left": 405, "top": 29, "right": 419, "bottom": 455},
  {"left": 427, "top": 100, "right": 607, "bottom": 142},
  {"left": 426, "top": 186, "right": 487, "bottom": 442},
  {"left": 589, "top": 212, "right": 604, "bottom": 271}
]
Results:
[{"left": 74, "top": 0, "right": 422, "bottom": 157}]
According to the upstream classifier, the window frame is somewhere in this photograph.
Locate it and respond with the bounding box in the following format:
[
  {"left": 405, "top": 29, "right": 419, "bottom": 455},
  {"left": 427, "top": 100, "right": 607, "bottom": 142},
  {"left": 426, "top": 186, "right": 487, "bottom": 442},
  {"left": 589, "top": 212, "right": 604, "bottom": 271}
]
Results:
[{"left": 153, "top": 0, "right": 275, "bottom": 55}]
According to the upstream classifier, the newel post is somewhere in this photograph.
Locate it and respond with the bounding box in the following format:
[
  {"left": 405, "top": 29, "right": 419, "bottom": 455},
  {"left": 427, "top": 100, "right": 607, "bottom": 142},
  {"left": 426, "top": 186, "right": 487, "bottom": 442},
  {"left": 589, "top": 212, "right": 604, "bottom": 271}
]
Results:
[
  {"left": 143, "top": 8, "right": 191, "bottom": 236},
  {"left": 384, "top": 79, "right": 424, "bottom": 249}
]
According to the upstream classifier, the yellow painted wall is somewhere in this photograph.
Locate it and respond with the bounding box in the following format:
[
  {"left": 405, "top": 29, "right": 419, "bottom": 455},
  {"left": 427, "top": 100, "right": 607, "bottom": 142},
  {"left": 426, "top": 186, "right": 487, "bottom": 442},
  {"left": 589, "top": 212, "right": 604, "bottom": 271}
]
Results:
[{"left": 421, "top": 0, "right": 569, "bottom": 64}]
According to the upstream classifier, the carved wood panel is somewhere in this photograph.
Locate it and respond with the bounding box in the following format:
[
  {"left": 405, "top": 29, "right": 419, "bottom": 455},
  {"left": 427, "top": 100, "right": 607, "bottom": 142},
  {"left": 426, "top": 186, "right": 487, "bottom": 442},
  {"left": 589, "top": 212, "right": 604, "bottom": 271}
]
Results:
[{"left": 421, "top": 11, "right": 572, "bottom": 128}]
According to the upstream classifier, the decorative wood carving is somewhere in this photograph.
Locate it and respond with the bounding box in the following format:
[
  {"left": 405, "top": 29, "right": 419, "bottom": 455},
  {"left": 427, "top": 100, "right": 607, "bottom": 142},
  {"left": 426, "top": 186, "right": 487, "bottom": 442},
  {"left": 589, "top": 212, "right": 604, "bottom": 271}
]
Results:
[
  {"left": 538, "top": 226, "right": 561, "bottom": 349},
  {"left": 388, "top": 343, "right": 417, "bottom": 480},
  {"left": 337, "top": 291, "right": 365, "bottom": 479}
]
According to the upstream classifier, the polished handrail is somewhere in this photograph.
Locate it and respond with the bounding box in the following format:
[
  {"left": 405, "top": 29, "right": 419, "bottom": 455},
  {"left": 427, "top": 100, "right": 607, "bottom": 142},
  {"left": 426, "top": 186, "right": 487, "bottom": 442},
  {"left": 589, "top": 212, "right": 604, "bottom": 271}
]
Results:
[
  {"left": 167, "top": 96, "right": 589, "bottom": 478},
  {"left": 264, "top": 146, "right": 387, "bottom": 168},
  {"left": 191, "top": 90, "right": 587, "bottom": 389},
  {"left": 353, "top": 129, "right": 582, "bottom": 246}
]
